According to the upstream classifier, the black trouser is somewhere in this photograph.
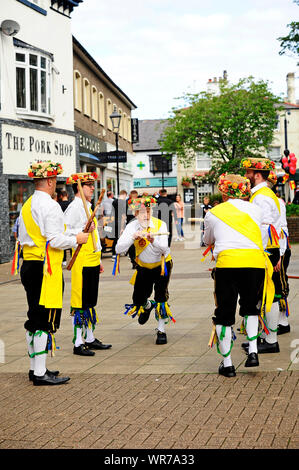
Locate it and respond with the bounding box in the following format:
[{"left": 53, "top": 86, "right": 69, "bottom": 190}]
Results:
[
  {"left": 21, "top": 260, "right": 63, "bottom": 333},
  {"left": 280, "top": 248, "right": 291, "bottom": 299},
  {"left": 268, "top": 248, "right": 283, "bottom": 302},
  {"left": 213, "top": 267, "right": 265, "bottom": 327},
  {"left": 133, "top": 260, "right": 173, "bottom": 308},
  {"left": 82, "top": 265, "right": 100, "bottom": 309}
]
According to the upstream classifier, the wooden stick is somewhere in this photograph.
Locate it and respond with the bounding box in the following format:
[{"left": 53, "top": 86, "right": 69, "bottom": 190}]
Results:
[
  {"left": 67, "top": 189, "right": 106, "bottom": 270},
  {"left": 77, "top": 179, "right": 97, "bottom": 251}
]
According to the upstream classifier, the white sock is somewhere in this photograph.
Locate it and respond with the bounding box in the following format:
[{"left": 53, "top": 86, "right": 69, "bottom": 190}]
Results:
[
  {"left": 216, "top": 325, "right": 232, "bottom": 367},
  {"left": 26, "top": 331, "right": 35, "bottom": 371},
  {"left": 265, "top": 302, "right": 279, "bottom": 344},
  {"left": 73, "top": 318, "right": 83, "bottom": 348},
  {"left": 157, "top": 318, "right": 166, "bottom": 333},
  {"left": 245, "top": 316, "right": 258, "bottom": 354},
  {"left": 85, "top": 326, "right": 95, "bottom": 343},
  {"left": 279, "top": 311, "right": 289, "bottom": 327},
  {"left": 33, "top": 331, "right": 48, "bottom": 377}
]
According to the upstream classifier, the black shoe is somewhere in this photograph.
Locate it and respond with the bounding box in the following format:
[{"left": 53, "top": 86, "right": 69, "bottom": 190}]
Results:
[
  {"left": 156, "top": 331, "right": 167, "bottom": 345},
  {"left": 33, "top": 372, "right": 70, "bottom": 386},
  {"left": 132, "top": 262, "right": 138, "bottom": 269},
  {"left": 257, "top": 340, "right": 280, "bottom": 354},
  {"left": 138, "top": 301, "right": 155, "bottom": 325},
  {"left": 29, "top": 368, "right": 59, "bottom": 382},
  {"left": 245, "top": 352, "right": 259, "bottom": 367},
  {"left": 277, "top": 324, "right": 290, "bottom": 335},
  {"left": 218, "top": 362, "right": 236, "bottom": 378},
  {"left": 85, "top": 339, "right": 112, "bottom": 350},
  {"left": 73, "top": 344, "right": 95, "bottom": 356}
]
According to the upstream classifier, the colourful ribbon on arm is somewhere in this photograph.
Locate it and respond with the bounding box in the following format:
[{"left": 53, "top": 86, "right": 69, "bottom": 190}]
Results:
[
  {"left": 43, "top": 241, "right": 52, "bottom": 276},
  {"left": 112, "top": 254, "right": 120, "bottom": 276},
  {"left": 11, "top": 241, "right": 21, "bottom": 275},
  {"left": 282, "top": 229, "right": 291, "bottom": 249},
  {"left": 268, "top": 224, "right": 279, "bottom": 247},
  {"left": 201, "top": 245, "right": 214, "bottom": 262}
]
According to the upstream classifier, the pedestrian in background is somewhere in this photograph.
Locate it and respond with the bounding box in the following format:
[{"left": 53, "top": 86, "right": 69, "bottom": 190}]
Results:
[
  {"left": 200, "top": 196, "right": 212, "bottom": 246},
  {"left": 174, "top": 194, "right": 185, "bottom": 241}
]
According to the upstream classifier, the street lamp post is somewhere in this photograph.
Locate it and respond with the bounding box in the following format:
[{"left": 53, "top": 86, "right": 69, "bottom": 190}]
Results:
[{"left": 110, "top": 108, "right": 122, "bottom": 196}]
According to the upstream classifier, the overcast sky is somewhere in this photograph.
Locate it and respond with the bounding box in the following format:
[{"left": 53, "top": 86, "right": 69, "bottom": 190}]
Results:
[{"left": 71, "top": 0, "right": 299, "bottom": 120}]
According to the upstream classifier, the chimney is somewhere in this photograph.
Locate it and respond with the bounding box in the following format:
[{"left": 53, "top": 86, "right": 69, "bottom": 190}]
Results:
[{"left": 286, "top": 72, "right": 295, "bottom": 104}]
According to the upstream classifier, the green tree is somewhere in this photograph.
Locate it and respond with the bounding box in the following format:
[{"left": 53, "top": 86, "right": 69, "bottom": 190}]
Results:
[
  {"left": 278, "top": 0, "right": 299, "bottom": 59},
  {"left": 160, "top": 77, "right": 282, "bottom": 182}
]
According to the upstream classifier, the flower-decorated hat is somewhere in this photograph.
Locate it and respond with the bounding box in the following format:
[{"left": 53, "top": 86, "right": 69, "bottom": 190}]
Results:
[
  {"left": 66, "top": 172, "right": 98, "bottom": 185},
  {"left": 241, "top": 157, "right": 275, "bottom": 171},
  {"left": 267, "top": 170, "right": 278, "bottom": 187},
  {"left": 27, "top": 160, "right": 63, "bottom": 179},
  {"left": 218, "top": 173, "right": 251, "bottom": 199},
  {"left": 128, "top": 196, "right": 157, "bottom": 212}
]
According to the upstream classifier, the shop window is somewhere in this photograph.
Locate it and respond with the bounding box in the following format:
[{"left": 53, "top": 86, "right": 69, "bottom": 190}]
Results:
[
  {"left": 9, "top": 180, "right": 34, "bottom": 235},
  {"left": 74, "top": 70, "right": 82, "bottom": 112},
  {"left": 106, "top": 178, "right": 116, "bottom": 193},
  {"left": 99, "top": 92, "right": 105, "bottom": 126},
  {"left": 15, "top": 47, "right": 52, "bottom": 120},
  {"left": 83, "top": 78, "right": 91, "bottom": 117}
]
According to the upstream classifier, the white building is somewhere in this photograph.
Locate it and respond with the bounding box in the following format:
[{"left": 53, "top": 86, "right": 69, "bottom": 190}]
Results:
[{"left": 0, "top": 0, "right": 84, "bottom": 263}]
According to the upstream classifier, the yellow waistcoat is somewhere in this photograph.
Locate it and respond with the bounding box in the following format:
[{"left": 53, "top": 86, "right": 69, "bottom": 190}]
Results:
[
  {"left": 250, "top": 187, "right": 280, "bottom": 249},
  {"left": 21, "top": 196, "right": 63, "bottom": 309},
  {"left": 70, "top": 209, "right": 101, "bottom": 308},
  {"left": 211, "top": 202, "right": 274, "bottom": 312}
]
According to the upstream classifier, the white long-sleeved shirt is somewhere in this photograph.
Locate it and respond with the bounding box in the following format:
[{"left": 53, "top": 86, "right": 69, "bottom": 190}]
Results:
[
  {"left": 64, "top": 196, "right": 101, "bottom": 252},
  {"left": 116, "top": 217, "right": 170, "bottom": 264},
  {"left": 18, "top": 190, "right": 77, "bottom": 250},
  {"left": 250, "top": 182, "right": 284, "bottom": 255},
  {"left": 203, "top": 199, "right": 263, "bottom": 261}
]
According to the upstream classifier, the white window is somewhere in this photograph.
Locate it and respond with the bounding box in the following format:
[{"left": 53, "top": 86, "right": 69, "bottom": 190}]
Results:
[
  {"left": 74, "top": 70, "right": 82, "bottom": 112},
  {"left": 127, "top": 116, "right": 132, "bottom": 142},
  {"left": 196, "top": 153, "right": 212, "bottom": 171},
  {"left": 118, "top": 108, "right": 123, "bottom": 136},
  {"left": 15, "top": 48, "right": 52, "bottom": 120},
  {"left": 107, "top": 99, "right": 113, "bottom": 129},
  {"left": 123, "top": 113, "right": 127, "bottom": 140},
  {"left": 83, "top": 78, "right": 91, "bottom": 116},
  {"left": 91, "top": 86, "right": 98, "bottom": 121},
  {"left": 99, "top": 92, "right": 105, "bottom": 126},
  {"left": 267, "top": 146, "right": 281, "bottom": 161}
]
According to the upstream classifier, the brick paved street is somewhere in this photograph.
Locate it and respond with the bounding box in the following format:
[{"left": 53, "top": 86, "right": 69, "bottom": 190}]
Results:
[{"left": 0, "top": 227, "right": 298, "bottom": 450}]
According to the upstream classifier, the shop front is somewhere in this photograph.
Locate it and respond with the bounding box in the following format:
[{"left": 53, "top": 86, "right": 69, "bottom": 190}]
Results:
[{"left": 0, "top": 119, "right": 77, "bottom": 263}]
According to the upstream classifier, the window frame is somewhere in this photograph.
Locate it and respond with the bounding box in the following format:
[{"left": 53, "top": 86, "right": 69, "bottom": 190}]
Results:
[{"left": 15, "top": 46, "right": 52, "bottom": 122}]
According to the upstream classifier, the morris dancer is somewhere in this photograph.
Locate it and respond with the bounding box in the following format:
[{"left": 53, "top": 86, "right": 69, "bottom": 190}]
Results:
[
  {"left": 241, "top": 158, "right": 285, "bottom": 354},
  {"left": 267, "top": 171, "right": 291, "bottom": 334},
  {"left": 204, "top": 174, "right": 274, "bottom": 377},
  {"left": 65, "top": 172, "right": 112, "bottom": 356},
  {"left": 18, "top": 161, "right": 89, "bottom": 385},
  {"left": 115, "top": 196, "right": 174, "bottom": 345}
]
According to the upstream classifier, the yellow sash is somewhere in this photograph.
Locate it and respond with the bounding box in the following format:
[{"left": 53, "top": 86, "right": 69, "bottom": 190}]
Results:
[
  {"left": 211, "top": 202, "right": 274, "bottom": 312},
  {"left": 250, "top": 187, "right": 280, "bottom": 249},
  {"left": 21, "top": 196, "right": 63, "bottom": 308},
  {"left": 70, "top": 209, "right": 101, "bottom": 308},
  {"left": 134, "top": 217, "right": 172, "bottom": 269}
]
